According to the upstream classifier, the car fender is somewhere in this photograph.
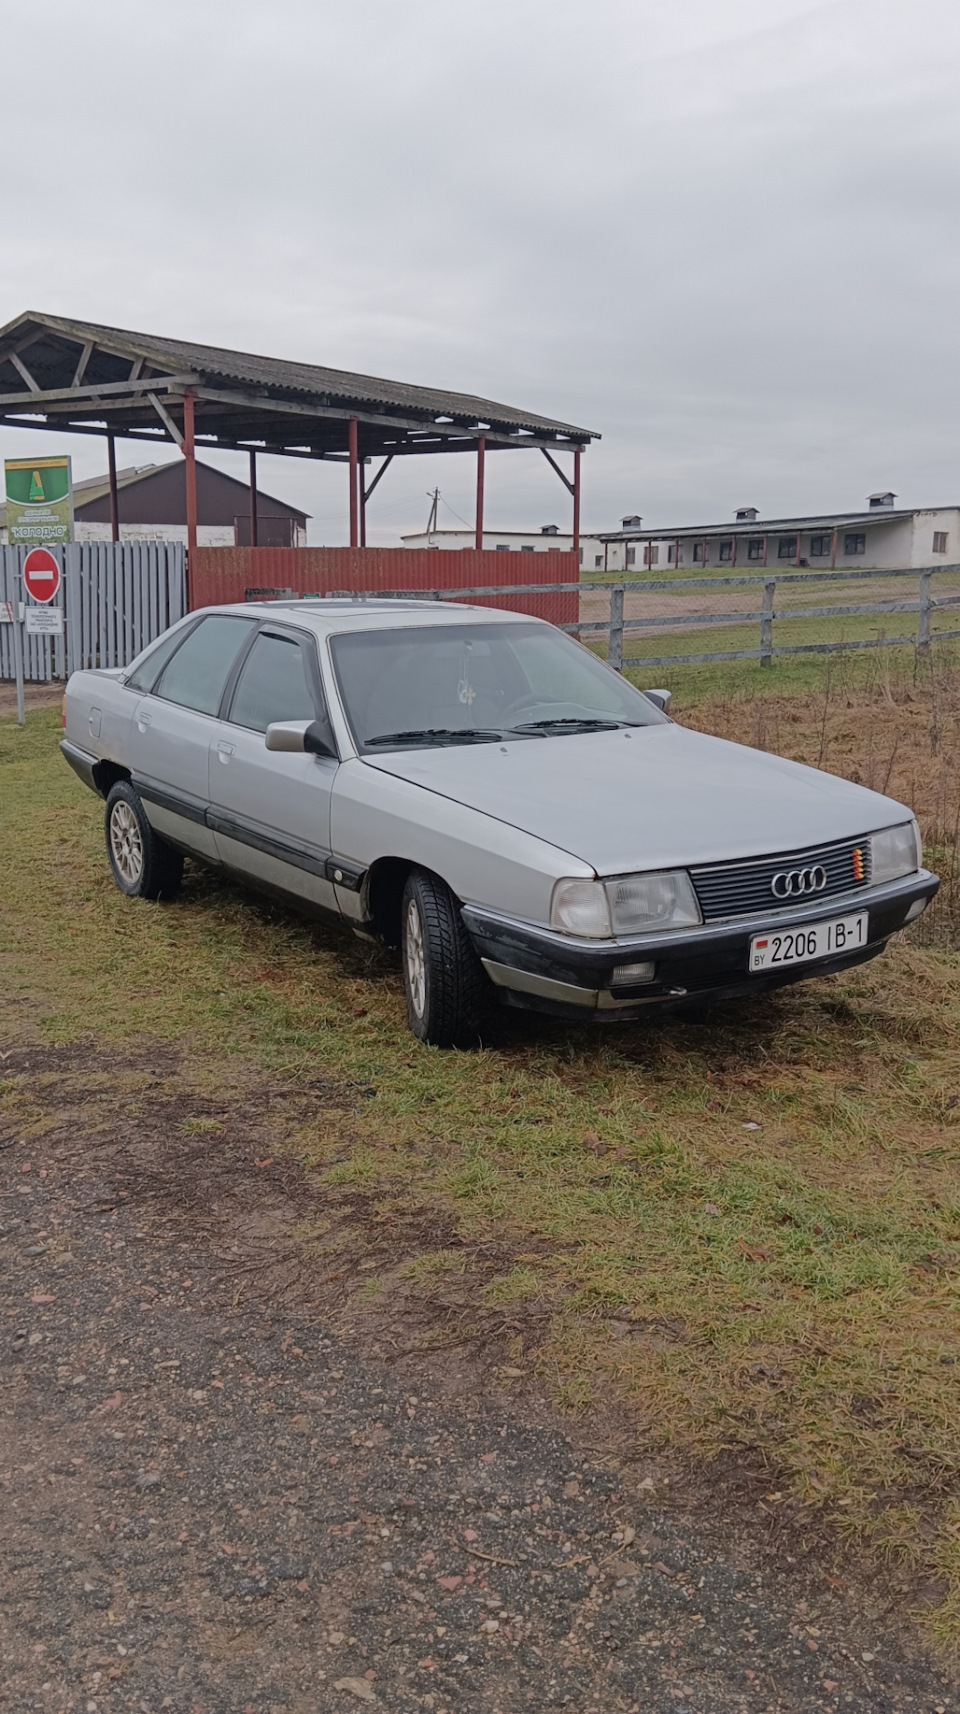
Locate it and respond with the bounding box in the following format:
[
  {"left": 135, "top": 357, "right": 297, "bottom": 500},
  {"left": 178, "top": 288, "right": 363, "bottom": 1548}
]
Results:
[{"left": 330, "top": 758, "right": 593, "bottom": 930}]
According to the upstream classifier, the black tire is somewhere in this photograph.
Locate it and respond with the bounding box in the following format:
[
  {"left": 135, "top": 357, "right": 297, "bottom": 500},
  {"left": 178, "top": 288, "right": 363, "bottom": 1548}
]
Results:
[
  {"left": 401, "top": 868, "right": 488, "bottom": 1047},
  {"left": 104, "top": 780, "right": 184, "bottom": 901}
]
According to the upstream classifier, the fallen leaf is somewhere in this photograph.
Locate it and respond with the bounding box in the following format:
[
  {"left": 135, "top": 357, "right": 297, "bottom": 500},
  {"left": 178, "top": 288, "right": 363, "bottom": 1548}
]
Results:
[
  {"left": 742, "top": 1121, "right": 761, "bottom": 1131},
  {"left": 703, "top": 1203, "right": 721, "bottom": 1217},
  {"left": 334, "top": 1678, "right": 377, "bottom": 1702},
  {"left": 437, "top": 1575, "right": 462, "bottom": 1591},
  {"left": 736, "top": 1238, "right": 771, "bottom": 1262}
]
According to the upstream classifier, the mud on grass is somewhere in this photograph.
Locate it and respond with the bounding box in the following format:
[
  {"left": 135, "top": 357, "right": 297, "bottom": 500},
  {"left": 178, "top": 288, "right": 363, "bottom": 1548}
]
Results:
[{"left": 4, "top": 701, "right": 960, "bottom": 1645}]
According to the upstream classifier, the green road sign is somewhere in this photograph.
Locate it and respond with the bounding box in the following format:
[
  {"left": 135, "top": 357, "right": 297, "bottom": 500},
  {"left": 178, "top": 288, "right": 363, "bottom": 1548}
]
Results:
[{"left": 4, "top": 455, "right": 74, "bottom": 545}]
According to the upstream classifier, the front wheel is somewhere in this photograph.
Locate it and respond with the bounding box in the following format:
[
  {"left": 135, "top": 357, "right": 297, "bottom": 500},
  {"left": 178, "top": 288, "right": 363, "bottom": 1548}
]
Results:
[
  {"left": 105, "top": 781, "right": 184, "bottom": 901},
  {"left": 401, "top": 869, "right": 488, "bottom": 1047}
]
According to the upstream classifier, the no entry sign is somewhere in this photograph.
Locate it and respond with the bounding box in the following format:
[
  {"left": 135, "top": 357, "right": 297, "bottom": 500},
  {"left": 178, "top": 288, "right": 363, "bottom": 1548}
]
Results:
[{"left": 22, "top": 546, "right": 61, "bottom": 604}]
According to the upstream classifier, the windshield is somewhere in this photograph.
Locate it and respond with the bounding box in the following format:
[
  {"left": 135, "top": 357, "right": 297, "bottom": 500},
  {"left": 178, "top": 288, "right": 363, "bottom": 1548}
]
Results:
[{"left": 329, "top": 620, "right": 668, "bottom": 752}]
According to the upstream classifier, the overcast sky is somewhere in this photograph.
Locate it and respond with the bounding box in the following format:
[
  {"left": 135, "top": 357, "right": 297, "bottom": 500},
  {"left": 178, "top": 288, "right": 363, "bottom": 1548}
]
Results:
[{"left": 2, "top": 0, "right": 959, "bottom": 543}]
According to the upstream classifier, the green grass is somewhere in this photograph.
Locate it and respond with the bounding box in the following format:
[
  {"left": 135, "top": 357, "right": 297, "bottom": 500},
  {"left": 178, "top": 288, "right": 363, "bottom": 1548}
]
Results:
[{"left": 4, "top": 701, "right": 960, "bottom": 1639}]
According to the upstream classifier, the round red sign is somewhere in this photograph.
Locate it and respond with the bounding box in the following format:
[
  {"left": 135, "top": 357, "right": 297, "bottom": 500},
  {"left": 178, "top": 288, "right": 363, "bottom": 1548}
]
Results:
[{"left": 22, "top": 547, "right": 62, "bottom": 604}]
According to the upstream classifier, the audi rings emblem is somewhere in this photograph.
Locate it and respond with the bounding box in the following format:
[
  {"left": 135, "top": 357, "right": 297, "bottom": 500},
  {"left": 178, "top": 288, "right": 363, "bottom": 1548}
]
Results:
[{"left": 771, "top": 865, "right": 828, "bottom": 898}]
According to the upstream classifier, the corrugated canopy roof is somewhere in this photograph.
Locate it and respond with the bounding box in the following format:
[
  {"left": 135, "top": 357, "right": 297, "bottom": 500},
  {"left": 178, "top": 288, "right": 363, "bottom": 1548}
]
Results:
[{"left": 0, "top": 310, "right": 598, "bottom": 463}]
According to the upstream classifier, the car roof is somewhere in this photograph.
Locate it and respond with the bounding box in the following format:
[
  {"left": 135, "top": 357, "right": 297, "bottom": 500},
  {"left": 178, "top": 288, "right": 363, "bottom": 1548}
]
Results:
[{"left": 200, "top": 598, "right": 541, "bottom": 635}]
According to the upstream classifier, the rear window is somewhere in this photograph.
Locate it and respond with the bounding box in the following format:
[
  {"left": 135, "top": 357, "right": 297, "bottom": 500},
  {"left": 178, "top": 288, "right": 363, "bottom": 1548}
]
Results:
[
  {"left": 154, "top": 615, "right": 255, "bottom": 716},
  {"left": 125, "top": 622, "right": 197, "bottom": 694}
]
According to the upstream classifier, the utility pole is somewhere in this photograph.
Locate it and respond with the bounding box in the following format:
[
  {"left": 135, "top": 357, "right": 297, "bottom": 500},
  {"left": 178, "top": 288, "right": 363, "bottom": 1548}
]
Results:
[{"left": 425, "top": 488, "right": 439, "bottom": 537}]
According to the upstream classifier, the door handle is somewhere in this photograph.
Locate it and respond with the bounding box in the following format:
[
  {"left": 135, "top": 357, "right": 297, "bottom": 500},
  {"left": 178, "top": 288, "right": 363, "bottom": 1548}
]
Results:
[
  {"left": 136, "top": 710, "right": 152, "bottom": 732},
  {"left": 216, "top": 741, "right": 235, "bottom": 763}
]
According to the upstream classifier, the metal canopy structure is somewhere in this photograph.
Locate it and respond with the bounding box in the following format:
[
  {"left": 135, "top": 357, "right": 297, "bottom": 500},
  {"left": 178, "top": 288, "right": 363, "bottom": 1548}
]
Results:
[{"left": 0, "top": 310, "right": 598, "bottom": 551}]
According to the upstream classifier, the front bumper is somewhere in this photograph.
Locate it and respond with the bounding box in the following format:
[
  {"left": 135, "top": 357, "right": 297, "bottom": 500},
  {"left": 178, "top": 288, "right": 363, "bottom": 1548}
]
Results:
[{"left": 462, "top": 868, "right": 939, "bottom": 1019}]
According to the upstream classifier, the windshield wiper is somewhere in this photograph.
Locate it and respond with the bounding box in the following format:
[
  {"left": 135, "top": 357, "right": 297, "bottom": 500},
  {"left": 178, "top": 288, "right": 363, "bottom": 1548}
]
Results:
[
  {"left": 508, "top": 717, "right": 630, "bottom": 734},
  {"left": 365, "top": 727, "right": 504, "bottom": 749}
]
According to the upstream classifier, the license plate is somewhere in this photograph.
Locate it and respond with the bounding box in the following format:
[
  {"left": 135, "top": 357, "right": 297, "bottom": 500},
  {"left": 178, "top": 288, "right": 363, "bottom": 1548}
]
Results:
[{"left": 749, "top": 911, "right": 868, "bottom": 972}]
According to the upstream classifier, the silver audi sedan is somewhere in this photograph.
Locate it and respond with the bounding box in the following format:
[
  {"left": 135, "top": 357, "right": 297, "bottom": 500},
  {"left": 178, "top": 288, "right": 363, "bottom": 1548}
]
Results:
[{"left": 61, "top": 598, "right": 937, "bottom": 1046}]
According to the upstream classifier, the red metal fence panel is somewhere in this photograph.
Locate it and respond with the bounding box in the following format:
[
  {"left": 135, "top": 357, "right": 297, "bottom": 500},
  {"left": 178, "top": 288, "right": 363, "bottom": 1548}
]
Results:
[{"left": 188, "top": 547, "right": 578, "bottom": 626}]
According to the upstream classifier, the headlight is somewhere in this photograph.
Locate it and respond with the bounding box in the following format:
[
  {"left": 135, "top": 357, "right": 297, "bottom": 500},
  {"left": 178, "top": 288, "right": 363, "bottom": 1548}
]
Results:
[
  {"left": 550, "top": 870, "right": 701, "bottom": 938},
  {"left": 550, "top": 879, "right": 612, "bottom": 938},
  {"left": 605, "top": 870, "right": 701, "bottom": 933},
  {"left": 871, "top": 820, "right": 922, "bottom": 885}
]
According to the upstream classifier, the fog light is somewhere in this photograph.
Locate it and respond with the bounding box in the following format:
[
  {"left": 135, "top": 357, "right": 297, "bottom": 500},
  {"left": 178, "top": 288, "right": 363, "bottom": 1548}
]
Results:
[
  {"left": 905, "top": 897, "right": 927, "bottom": 923},
  {"left": 612, "top": 960, "right": 656, "bottom": 986}
]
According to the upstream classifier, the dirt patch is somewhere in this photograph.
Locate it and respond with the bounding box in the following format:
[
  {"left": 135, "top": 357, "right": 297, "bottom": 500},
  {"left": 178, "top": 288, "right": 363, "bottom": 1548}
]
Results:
[{"left": 0, "top": 679, "right": 64, "bottom": 717}]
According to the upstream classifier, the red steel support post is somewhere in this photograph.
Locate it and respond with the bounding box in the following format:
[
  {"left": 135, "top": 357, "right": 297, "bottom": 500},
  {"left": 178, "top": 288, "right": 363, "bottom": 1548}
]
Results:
[
  {"left": 248, "top": 450, "right": 258, "bottom": 548},
  {"left": 183, "top": 391, "right": 198, "bottom": 555},
  {"left": 348, "top": 417, "right": 359, "bottom": 548},
  {"left": 731, "top": 534, "right": 738, "bottom": 568},
  {"left": 572, "top": 448, "right": 581, "bottom": 557},
  {"left": 475, "top": 434, "right": 486, "bottom": 551},
  {"left": 360, "top": 464, "right": 367, "bottom": 548},
  {"left": 674, "top": 537, "right": 680, "bottom": 570},
  {"left": 795, "top": 531, "right": 802, "bottom": 567},
  {"left": 762, "top": 533, "right": 768, "bottom": 568},
  {"left": 830, "top": 527, "right": 838, "bottom": 569},
  {"left": 107, "top": 433, "right": 120, "bottom": 544}
]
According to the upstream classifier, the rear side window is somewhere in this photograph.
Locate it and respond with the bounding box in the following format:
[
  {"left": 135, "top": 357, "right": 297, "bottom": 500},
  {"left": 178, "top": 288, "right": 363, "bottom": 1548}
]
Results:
[
  {"left": 125, "top": 622, "right": 197, "bottom": 694},
  {"left": 154, "top": 615, "right": 255, "bottom": 716},
  {"left": 228, "top": 631, "right": 317, "bottom": 732}
]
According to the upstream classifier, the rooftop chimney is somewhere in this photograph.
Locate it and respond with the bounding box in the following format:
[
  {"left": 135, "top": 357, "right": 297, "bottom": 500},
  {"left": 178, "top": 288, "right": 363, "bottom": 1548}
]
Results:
[
  {"left": 735, "top": 506, "right": 759, "bottom": 521},
  {"left": 868, "top": 491, "right": 896, "bottom": 509}
]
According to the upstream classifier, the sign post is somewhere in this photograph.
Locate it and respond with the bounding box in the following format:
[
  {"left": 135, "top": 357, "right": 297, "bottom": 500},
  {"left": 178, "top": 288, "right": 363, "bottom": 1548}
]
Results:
[
  {"left": 4, "top": 456, "right": 74, "bottom": 547},
  {"left": 9, "top": 601, "right": 25, "bottom": 726}
]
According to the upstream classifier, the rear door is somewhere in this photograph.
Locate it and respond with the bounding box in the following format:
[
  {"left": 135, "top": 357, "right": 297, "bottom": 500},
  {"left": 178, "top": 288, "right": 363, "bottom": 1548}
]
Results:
[
  {"left": 127, "top": 613, "right": 257, "bottom": 859},
  {"left": 207, "top": 623, "right": 340, "bottom": 914}
]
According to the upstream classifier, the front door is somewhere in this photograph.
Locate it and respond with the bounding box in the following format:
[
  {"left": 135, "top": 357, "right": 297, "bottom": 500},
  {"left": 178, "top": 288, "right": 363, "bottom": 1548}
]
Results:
[
  {"left": 127, "top": 612, "right": 258, "bottom": 860},
  {"left": 206, "top": 624, "right": 340, "bottom": 915}
]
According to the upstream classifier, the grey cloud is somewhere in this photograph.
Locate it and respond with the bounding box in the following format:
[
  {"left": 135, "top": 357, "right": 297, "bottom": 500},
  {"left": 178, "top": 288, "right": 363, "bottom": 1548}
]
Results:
[{"left": 1, "top": 0, "right": 959, "bottom": 540}]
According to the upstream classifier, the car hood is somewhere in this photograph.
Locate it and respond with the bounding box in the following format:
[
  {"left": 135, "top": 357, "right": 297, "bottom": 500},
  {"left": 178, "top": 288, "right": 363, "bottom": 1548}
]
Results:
[{"left": 364, "top": 723, "right": 913, "bottom": 874}]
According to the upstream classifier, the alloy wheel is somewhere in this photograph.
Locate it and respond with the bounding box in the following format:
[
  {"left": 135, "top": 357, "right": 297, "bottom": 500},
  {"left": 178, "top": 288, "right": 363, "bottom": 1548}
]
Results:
[
  {"left": 110, "top": 800, "right": 144, "bottom": 885},
  {"left": 404, "top": 896, "right": 427, "bottom": 1019}
]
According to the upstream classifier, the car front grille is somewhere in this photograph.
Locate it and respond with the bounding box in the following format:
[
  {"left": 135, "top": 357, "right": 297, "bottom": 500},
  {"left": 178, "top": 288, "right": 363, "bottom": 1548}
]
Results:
[{"left": 690, "top": 835, "right": 873, "bottom": 923}]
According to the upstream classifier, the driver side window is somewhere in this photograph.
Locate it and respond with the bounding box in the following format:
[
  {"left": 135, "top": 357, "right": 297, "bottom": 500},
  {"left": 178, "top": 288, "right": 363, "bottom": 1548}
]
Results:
[{"left": 227, "top": 630, "right": 318, "bottom": 732}]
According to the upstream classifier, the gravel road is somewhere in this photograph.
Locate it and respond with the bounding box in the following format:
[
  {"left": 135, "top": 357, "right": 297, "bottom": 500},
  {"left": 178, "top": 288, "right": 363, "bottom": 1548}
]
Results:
[{"left": 1, "top": 1037, "right": 957, "bottom": 1714}]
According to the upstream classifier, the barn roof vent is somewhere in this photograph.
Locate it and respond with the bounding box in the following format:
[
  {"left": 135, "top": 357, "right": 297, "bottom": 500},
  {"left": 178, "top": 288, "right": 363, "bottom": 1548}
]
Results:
[
  {"left": 735, "top": 506, "right": 759, "bottom": 521},
  {"left": 540, "top": 524, "right": 560, "bottom": 535},
  {"left": 868, "top": 491, "right": 897, "bottom": 508},
  {"left": 621, "top": 514, "right": 642, "bottom": 528}
]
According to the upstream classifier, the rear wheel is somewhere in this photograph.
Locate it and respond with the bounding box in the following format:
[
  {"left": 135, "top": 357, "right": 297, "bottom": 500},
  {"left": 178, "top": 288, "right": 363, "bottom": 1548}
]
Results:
[
  {"left": 401, "top": 869, "right": 487, "bottom": 1047},
  {"left": 105, "top": 781, "right": 184, "bottom": 901}
]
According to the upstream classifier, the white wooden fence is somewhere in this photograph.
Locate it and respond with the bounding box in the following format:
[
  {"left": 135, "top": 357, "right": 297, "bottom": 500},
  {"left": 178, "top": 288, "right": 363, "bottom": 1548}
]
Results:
[{"left": 0, "top": 543, "right": 187, "bottom": 683}]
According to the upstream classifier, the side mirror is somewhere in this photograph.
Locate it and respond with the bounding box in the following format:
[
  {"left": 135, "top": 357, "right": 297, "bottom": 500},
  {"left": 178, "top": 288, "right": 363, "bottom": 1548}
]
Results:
[
  {"left": 265, "top": 719, "right": 336, "bottom": 758},
  {"left": 643, "top": 688, "right": 672, "bottom": 713}
]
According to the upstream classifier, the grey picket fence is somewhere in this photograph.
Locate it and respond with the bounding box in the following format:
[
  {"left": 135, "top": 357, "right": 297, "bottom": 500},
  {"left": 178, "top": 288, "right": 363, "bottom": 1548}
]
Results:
[{"left": 0, "top": 543, "right": 187, "bottom": 683}]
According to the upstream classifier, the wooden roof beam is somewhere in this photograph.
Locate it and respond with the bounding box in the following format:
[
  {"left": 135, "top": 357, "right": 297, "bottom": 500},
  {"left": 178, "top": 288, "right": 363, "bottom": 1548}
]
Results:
[
  {"left": 0, "top": 372, "right": 197, "bottom": 410},
  {"left": 9, "top": 351, "right": 41, "bottom": 394},
  {"left": 72, "top": 342, "right": 94, "bottom": 388},
  {"left": 148, "top": 392, "right": 184, "bottom": 449}
]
